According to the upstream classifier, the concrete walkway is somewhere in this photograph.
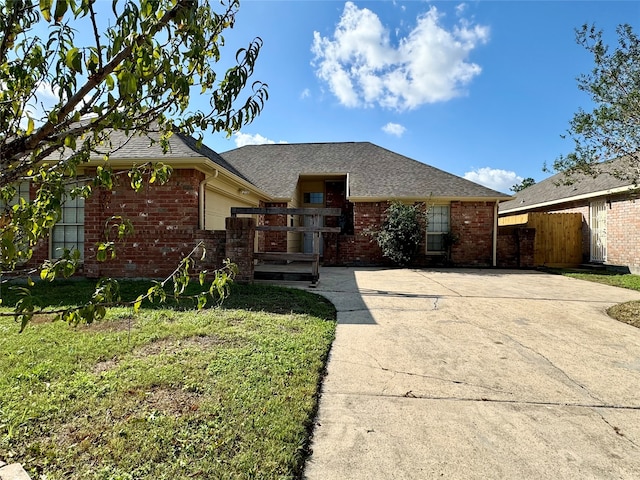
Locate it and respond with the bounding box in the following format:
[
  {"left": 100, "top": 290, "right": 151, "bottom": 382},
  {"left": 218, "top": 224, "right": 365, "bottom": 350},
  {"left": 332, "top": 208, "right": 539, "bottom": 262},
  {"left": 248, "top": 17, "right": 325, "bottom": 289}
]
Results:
[{"left": 301, "top": 268, "right": 640, "bottom": 479}]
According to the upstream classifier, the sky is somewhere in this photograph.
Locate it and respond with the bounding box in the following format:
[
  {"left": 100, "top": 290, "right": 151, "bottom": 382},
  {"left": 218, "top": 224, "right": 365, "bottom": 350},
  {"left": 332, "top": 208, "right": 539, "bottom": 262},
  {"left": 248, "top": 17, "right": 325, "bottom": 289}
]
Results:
[{"left": 196, "top": 0, "right": 640, "bottom": 193}]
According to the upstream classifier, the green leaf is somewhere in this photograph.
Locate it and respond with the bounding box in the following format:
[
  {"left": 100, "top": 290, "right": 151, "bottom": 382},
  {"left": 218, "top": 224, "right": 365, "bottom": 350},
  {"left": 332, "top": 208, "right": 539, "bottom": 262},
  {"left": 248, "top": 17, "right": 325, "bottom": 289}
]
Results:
[
  {"left": 26, "top": 117, "right": 34, "bottom": 135},
  {"left": 105, "top": 74, "right": 115, "bottom": 90},
  {"left": 65, "top": 48, "right": 83, "bottom": 73},
  {"left": 54, "top": 0, "right": 68, "bottom": 22},
  {"left": 133, "top": 294, "right": 144, "bottom": 313},
  {"left": 40, "top": 0, "right": 52, "bottom": 21}
]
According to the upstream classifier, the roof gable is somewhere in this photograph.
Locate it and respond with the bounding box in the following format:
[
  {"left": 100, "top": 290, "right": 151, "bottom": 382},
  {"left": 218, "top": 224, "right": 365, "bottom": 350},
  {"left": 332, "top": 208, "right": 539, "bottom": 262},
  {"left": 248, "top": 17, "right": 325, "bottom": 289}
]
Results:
[{"left": 221, "top": 142, "right": 509, "bottom": 201}]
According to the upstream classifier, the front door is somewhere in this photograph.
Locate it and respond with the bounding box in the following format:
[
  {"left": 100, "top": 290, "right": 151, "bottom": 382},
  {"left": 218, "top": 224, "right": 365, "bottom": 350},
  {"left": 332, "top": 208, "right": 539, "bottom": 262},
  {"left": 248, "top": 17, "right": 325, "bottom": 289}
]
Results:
[{"left": 590, "top": 200, "right": 607, "bottom": 263}]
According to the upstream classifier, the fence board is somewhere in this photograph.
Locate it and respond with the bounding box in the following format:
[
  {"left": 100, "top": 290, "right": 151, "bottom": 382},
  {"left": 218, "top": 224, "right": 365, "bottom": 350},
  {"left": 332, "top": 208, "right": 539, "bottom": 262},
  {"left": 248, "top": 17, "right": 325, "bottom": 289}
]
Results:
[{"left": 526, "top": 212, "right": 583, "bottom": 267}]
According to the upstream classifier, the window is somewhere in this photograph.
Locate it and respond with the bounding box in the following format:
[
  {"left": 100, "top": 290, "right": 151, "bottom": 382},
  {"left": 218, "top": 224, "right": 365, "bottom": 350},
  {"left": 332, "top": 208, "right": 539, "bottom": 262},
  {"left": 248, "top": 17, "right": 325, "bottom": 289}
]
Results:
[
  {"left": 426, "top": 205, "right": 450, "bottom": 253},
  {"left": 303, "top": 192, "right": 324, "bottom": 204},
  {"left": 51, "top": 185, "right": 85, "bottom": 260},
  {"left": 0, "top": 181, "right": 30, "bottom": 210}
]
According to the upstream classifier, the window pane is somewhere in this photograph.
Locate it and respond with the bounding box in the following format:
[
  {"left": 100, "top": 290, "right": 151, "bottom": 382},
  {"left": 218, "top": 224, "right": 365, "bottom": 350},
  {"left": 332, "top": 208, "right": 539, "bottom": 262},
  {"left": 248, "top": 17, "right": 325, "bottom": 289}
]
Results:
[
  {"left": 427, "top": 205, "right": 449, "bottom": 252},
  {"left": 428, "top": 206, "right": 450, "bottom": 233},
  {"left": 427, "top": 234, "right": 444, "bottom": 251},
  {"left": 303, "top": 192, "right": 324, "bottom": 204},
  {"left": 52, "top": 183, "right": 85, "bottom": 260}
]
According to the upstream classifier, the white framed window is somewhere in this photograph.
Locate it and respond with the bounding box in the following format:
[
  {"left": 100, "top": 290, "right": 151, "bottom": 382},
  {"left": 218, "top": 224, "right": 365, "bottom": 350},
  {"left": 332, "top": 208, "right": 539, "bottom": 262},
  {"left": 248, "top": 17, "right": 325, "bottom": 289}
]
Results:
[
  {"left": 426, "top": 205, "right": 450, "bottom": 253},
  {"left": 51, "top": 184, "right": 85, "bottom": 260}
]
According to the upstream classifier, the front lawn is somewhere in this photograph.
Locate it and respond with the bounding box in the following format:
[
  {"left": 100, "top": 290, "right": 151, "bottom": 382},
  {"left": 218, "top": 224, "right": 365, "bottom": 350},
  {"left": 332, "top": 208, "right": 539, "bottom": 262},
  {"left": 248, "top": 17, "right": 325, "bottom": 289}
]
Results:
[
  {"left": 0, "top": 280, "right": 336, "bottom": 480},
  {"left": 557, "top": 270, "right": 640, "bottom": 328}
]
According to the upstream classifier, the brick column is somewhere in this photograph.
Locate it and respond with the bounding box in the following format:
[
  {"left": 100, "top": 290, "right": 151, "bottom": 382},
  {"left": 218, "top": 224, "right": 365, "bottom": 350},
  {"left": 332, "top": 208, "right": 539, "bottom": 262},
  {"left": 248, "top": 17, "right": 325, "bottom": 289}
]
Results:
[{"left": 225, "top": 217, "right": 255, "bottom": 283}]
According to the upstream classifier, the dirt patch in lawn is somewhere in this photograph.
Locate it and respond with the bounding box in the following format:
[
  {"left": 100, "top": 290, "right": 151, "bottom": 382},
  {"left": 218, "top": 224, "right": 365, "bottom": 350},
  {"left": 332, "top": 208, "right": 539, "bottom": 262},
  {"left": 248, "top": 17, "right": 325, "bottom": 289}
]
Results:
[{"left": 608, "top": 301, "right": 640, "bottom": 329}]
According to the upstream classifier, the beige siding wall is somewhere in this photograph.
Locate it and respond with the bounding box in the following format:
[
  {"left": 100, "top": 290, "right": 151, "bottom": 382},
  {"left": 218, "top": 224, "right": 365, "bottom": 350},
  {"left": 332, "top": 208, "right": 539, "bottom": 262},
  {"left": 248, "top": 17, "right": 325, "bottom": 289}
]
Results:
[
  {"left": 204, "top": 178, "right": 261, "bottom": 230},
  {"left": 288, "top": 183, "right": 301, "bottom": 253}
]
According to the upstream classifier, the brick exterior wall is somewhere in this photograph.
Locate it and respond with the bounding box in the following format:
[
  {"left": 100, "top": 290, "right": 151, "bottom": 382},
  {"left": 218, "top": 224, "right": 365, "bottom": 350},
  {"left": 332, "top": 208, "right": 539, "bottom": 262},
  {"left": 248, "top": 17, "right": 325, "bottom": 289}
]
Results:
[
  {"left": 29, "top": 168, "right": 229, "bottom": 279},
  {"left": 607, "top": 194, "right": 640, "bottom": 271},
  {"left": 225, "top": 217, "right": 255, "bottom": 282},
  {"left": 450, "top": 201, "right": 496, "bottom": 266},
  {"left": 322, "top": 200, "right": 499, "bottom": 268},
  {"left": 82, "top": 169, "right": 204, "bottom": 278},
  {"left": 259, "top": 201, "right": 287, "bottom": 253},
  {"left": 496, "top": 227, "right": 535, "bottom": 268}
]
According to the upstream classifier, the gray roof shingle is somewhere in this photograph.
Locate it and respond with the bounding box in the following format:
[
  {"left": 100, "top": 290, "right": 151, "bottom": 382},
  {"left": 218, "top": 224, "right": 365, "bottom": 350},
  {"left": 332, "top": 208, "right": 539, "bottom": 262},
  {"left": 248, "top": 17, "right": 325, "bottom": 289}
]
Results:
[
  {"left": 73, "top": 128, "right": 254, "bottom": 184},
  {"left": 221, "top": 142, "right": 509, "bottom": 201},
  {"left": 499, "top": 156, "right": 636, "bottom": 213}
]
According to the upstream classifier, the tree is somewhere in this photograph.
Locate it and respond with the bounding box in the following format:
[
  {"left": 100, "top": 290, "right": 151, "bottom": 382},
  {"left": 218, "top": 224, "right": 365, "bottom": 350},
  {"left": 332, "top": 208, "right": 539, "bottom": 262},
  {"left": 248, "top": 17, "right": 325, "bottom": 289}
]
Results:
[
  {"left": 552, "top": 24, "right": 640, "bottom": 183},
  {"left": 368, "top": 202, "right": 425, "bottom": 267},
  {"left": 0, "top": 0, "right": 267, "bottom": 328},
  {"left": 510, "top": 177, "right": 536, "bottom": 193}
]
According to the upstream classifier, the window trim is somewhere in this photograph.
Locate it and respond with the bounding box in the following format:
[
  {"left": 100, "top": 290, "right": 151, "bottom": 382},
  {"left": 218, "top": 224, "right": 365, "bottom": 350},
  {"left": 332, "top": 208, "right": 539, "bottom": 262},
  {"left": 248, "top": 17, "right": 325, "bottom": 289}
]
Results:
[
  {"left": 50, "top": 183, "right": 85, "bottom": 261},
  {"left": 426, "top": 204, "right": 450, "bottom": 254}
]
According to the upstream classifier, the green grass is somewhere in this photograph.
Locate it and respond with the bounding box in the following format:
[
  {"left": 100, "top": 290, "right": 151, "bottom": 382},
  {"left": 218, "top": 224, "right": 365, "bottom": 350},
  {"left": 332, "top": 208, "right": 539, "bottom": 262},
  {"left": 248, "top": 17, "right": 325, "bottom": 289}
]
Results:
[
  {"left": 553, "top": 269, "right": 640, "bottom": 329},
  {"left": 0, "top": 280, "right": 336, "bottom": 479},
  {"left": 561, "top": 271, "right": 640, "bottom": 291}
]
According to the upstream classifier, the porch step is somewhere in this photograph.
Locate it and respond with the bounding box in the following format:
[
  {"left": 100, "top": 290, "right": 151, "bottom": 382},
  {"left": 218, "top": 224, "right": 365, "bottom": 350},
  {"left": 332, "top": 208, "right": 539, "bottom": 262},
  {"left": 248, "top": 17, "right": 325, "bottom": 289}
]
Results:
[
  {"left": 579, "top": 263, "right": 607, "bottom": 271},
  {"left": 254, "top": 270, "right": 316, "bottom": 282}
]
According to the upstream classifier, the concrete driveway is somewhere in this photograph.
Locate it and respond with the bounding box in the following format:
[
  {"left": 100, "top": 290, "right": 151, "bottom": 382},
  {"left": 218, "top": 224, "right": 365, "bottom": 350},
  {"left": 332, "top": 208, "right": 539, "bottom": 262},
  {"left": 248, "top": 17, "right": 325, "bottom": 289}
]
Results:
[{"left": 302, "top": 268, "right": 640, "bottom": 479}]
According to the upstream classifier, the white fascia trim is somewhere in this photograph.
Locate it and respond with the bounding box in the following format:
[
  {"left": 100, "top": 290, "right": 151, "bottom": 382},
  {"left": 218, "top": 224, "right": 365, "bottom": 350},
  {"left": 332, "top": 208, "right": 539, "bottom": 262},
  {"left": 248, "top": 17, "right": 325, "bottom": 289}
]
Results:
[{"left": 500, "top": 184, "right": 637, "bottom": 214}]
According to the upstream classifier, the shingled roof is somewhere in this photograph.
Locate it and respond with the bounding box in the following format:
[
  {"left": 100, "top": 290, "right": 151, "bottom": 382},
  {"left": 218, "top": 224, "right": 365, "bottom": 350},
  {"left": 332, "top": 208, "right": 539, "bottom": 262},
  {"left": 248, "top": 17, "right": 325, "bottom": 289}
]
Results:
[
  {"left": 499, "top": 156, "right": 637, "bottom": 214},
  {"left": 220, "top": 142, "right": 509, "bottom": 201},
  {"left": 83, "top": 128, "right": 252, "bottom": 183}
]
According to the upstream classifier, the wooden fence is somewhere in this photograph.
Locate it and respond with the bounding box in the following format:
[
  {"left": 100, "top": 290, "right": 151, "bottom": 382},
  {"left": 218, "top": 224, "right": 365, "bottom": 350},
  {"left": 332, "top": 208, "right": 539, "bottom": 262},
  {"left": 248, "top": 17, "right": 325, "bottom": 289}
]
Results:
[{"left": 499, "top": 212, "right": 583, "bottom": 267}]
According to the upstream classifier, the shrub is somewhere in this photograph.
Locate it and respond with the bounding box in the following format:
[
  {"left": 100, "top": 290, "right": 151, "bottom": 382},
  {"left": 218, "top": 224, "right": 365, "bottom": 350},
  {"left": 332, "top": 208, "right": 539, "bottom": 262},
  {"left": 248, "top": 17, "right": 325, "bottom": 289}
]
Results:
[{"left": 370, "top": 202, "right": 425, "bottom": 266}]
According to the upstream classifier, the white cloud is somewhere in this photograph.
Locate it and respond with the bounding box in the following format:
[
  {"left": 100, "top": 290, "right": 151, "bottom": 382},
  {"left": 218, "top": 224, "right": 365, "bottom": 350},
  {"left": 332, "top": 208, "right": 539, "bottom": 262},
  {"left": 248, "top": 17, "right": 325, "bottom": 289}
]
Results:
[
  {"left": 20, "top": 82, "right": 60, "bottom": 128},
  {"left": 382, "top": 122, "right": 406, "bottom": 137},
  {"left": 311, "top": 2, "right": 489, "bottom": 110},
  {"left": 234, "top": 133, "right": 287, "bottom": 148},
  {"left": 300, "top": 88, "right": 311, "bottom": 99},
  {"left": 464, "top": 167, "right": 521, "bottom": 193}
]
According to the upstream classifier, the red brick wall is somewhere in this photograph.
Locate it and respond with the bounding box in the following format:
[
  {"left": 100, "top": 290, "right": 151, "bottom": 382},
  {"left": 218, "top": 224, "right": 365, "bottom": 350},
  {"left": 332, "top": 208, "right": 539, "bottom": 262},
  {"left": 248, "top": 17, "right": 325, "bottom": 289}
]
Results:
[
  {"left": 27, "top": 169, "right": 220, "bottom": 279},
  {"left": 260, "top": 201, "right": 287, "bottom": 252},
  {"left": 82, "top": 168, "right": 206, "bottom": 278},
  {"left": 607, "top": 195, "right": 640, "bottom": 270},
  {"left": 349, "top": 201, "right": 388, "bottom": 265},
  {"left": 323, "top": 200, "right": 499, "bottom": 267},
  {"left": 497, "top": 227, "right": 535, "bottom": 268},
  {"left": 225, "top": 216, "right": 255, "bottom": 282},
  {"left": 450, "top": 201, "right": 496, "bottom": 266}
]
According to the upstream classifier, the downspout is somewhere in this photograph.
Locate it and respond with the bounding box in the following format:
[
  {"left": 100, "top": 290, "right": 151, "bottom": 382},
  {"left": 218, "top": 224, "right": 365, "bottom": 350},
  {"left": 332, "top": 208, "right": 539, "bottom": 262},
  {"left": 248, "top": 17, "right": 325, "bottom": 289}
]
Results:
[
  {"left": 199, "top": 170, "right": 217, "bottom": 230},
  {"left": 493, "top": 200, "right": 499, "bottom": 267}
]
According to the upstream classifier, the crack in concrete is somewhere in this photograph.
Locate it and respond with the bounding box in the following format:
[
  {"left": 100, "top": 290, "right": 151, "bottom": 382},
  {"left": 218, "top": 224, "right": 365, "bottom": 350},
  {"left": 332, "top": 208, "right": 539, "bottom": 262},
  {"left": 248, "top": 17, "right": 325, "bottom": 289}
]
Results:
[
  {"left": 433, "top": 297, "right": 439, "bottom": 310},
  {"left": 454, "top": 321, "right": 640, "bottom": 448},
  {"left": 331, "top": 391, "right": 640, "bottom": 411},
  {"left": 337, "top": 353, "right": 511, "bottom": 395}
]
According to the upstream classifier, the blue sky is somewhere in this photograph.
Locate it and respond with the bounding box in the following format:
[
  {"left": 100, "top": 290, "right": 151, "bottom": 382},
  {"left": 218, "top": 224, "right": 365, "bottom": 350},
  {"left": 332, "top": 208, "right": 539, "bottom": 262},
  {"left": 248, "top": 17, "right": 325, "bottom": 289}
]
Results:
[{"left": 200, "top": 0, "right": 640, "bottom": 193}]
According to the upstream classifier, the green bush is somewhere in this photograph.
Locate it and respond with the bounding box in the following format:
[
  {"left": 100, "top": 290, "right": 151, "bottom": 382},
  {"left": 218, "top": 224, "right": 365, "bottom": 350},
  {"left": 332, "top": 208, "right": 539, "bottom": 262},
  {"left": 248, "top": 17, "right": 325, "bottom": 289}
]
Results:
[{"left": 370, "top": 202, "right": 425, "bottom": 266}]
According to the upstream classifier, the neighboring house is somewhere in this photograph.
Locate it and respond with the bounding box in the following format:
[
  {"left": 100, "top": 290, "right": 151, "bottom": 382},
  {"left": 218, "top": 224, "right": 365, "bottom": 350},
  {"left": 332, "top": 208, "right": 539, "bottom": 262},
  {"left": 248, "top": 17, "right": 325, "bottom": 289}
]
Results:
[
  {"left": 499, "top": 157, "right": 640, "bottom": 273},
  {"left": 220, "top": 142, "right": 510, "bottom": 267},
  {"left": 18, "top": 134, "right": 512, "bottom": 278}
]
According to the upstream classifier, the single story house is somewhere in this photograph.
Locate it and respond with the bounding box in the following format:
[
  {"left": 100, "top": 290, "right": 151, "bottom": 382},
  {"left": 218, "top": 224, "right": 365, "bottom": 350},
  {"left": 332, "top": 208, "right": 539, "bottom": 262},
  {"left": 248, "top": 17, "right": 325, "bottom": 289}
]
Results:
[
  {"left": 499, "top": 156, "right": 640, "bottom": 274},
  {"left": 220, "top": 142, "right": 511, "bottom": 268},
  {"left": 20, "top": 130, "right": 514, "bottom": 278}
]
